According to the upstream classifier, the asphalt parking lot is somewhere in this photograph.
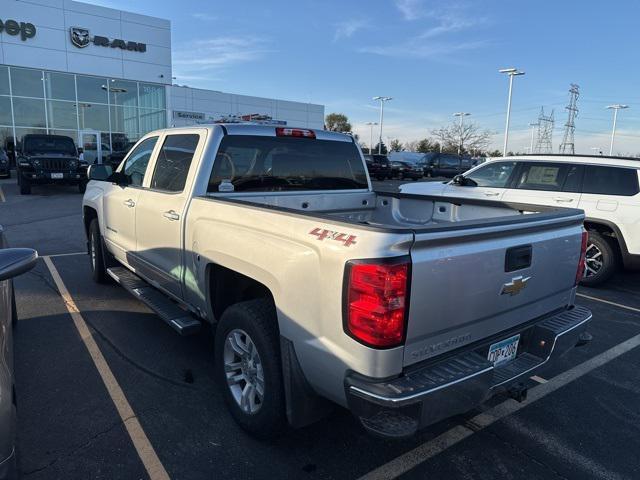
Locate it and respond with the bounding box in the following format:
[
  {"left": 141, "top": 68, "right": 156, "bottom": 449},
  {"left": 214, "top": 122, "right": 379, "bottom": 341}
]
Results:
[{"left": 1, "top": 175, "right": 640, "bottom": 480}]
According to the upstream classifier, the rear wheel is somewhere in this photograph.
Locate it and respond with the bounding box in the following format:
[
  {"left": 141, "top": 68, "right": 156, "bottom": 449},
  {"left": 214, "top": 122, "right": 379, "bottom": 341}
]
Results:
[
  {"left": 580, "top": 232, "right": 618, "bottom": 287},
  {"left": 89, "top": 219, "right": 109, "bottom": 283},
  {"left": 215, "top": 298, "right": 286, "bottom": 438}
]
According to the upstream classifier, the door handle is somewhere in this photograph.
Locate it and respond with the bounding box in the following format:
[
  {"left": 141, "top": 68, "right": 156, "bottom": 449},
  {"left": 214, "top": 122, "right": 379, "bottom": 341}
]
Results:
[
  {"left": 163, "top": 210, "right": 180, "bottom": 221},
  {"left": 553, "top": 197, "right": 574, "bottom": 203},
  {"left": 483, "top": 191, "right": 500, "bottom": 197},
  {"left": 123, "top": 199, "right": 135, "bottom": 208}
]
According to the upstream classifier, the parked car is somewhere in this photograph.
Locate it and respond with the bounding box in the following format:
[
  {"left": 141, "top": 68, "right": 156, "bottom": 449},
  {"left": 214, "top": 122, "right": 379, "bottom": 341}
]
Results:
[
  {"left": 424, "top": 153, "right": 476, "bottom": 178},
  {"left": 0, "top": 150, "right": 9, "bottom": 178},
  {"left": 390, "top": 160, "right": 423, "bottom": 180},
  {"left": 401, "top": 154, "right": 640, "bottom": 286},
  {"left": 83, "top": 125, "right": 591, "bottom": 439},
  {"left": 363, "top": 153, "right": 392, "bottom": 180},
  {"left": 0, "top": 227, "right": 38, "bottom": 479},
  {"left": 16, "top": 135, "right": 86, "bottom": 195}
]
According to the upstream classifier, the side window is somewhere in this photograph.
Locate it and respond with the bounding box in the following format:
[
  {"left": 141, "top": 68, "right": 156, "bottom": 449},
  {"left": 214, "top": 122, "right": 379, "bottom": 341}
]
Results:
[
  {"left": 150, "top": 134, "right": 200, "bottom": 192},
  {"left": 583, "top": 166, "right": 640, "bottom": 196},
  {"left": 123, "top": 137, "right": 158, "bottom": 187},
  {"left": 439, "top": 157, "right": 459, "bottom": 168},
  {"left": 515, "top": 163, "right": 568, "bottom": 191},
  {"left": 466, "top": 161, "right": 517, "bottom": 188},
  {"left": 562, "top": 165, "right": 584, "bottom": 193}
]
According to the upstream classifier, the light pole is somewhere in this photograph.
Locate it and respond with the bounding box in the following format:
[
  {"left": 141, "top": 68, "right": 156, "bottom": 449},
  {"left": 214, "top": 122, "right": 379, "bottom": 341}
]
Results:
[
  {"left": 528, "top": 122, "right": 538, "bottom": 154},
  {"left": 373, "top": 96, "right": 392, "bottom": 154},
  {"left": 499, "top": 68, "right": 525, "bottom": 156},
  {"left": 453, "top": 112, "right": 470, "bottom": 155},
  {"left": 365, "top": 122, "right": 378, "bottom": 154},
  {"left": 606, "top": 104, "right": 628, "bottom": 156}
]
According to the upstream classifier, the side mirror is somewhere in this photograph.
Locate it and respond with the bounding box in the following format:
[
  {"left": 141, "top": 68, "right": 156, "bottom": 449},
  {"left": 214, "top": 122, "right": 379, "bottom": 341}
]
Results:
[
  {"left": 88, "top": 164, "right": 113, "bottom": 181},
  {"left": 0, "top": 248, "right": 38, "bottom": 281},
  {"left": 452, "top": 174, "right": 477, "bottom": 187}
]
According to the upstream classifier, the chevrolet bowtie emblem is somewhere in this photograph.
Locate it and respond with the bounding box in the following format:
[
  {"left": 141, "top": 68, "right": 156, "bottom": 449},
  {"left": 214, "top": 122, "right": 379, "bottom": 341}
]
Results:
[{"left": 501, "top": 276, "right": 531, "bottom": 296}]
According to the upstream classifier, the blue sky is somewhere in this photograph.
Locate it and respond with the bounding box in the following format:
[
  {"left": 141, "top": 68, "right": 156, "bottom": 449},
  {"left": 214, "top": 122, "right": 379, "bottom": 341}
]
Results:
[{"left": 95, "top": 0, "right": 640, "bottom": 154}]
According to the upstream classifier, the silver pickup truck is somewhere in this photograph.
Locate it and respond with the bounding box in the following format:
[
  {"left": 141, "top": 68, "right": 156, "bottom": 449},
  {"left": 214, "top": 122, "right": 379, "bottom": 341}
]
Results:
[{"left": 82, "top": 124, "right": 592, "bottom": 438}]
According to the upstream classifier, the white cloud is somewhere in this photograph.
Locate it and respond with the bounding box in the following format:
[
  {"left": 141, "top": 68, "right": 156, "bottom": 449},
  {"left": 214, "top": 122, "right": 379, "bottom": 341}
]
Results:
[
  {"left": 358, "top": 39, "right": 488, "bottom": 59},
  {"left": 333, "top": 19, "right": 368, "bottom": 42},
  {"left": 173, "top": 36, "right": 271, "bottom": 72},
  {"left": 191, "top": 13, "right": 217, "bottom": 21},
  {"left": 394, "top": 0, "right": 424, "bottom": 21}
]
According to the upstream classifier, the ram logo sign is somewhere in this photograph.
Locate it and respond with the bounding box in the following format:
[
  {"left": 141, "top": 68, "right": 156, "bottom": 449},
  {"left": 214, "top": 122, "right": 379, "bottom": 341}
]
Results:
[{"left": 69, "top": 27, "right": 147, "bottom": 52}]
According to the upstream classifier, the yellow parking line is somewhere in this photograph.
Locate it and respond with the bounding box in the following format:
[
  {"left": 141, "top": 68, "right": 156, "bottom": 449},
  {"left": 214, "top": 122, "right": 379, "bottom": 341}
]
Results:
[{"left": 43, "top": 257, "right": 170, "bottom": 480}]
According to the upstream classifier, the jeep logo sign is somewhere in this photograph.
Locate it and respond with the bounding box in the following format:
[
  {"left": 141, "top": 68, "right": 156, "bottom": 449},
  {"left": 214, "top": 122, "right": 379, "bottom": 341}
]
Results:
[
  {"left": 69, "top": 27, "right": 146, "bottom": 52},
  {"left": 0, "top": 19, "right": 36, "bottom": 41}
]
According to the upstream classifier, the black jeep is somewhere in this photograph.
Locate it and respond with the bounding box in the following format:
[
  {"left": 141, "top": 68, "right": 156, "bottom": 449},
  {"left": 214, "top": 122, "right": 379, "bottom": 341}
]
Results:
[{"left": 16, "top": 135, "right": 86, "bottom": 195}]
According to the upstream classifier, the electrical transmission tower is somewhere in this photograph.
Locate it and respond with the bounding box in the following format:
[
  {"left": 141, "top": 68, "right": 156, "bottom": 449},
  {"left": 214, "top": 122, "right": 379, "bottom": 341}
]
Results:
[
  {"left": 534, "top": 107, "right": 554, "bottom": 153},
  {"left": 559, "top": 84, "right": 579, "bottom": 154}
]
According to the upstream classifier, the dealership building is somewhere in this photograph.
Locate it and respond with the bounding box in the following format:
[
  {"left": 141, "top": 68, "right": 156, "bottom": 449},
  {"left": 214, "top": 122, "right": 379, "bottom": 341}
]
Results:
[{"left": 0, "top": 0, "right": 325, "bottom": 164}]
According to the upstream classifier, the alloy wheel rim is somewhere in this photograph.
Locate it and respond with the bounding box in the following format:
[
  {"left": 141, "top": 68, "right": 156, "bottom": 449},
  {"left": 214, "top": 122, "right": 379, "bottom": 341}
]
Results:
[
  {"left": 223, "top": 329, "right": 264, "bottom": 414},
  {"left": 584, "top": 242, "right": 603, "bottom": 277}
]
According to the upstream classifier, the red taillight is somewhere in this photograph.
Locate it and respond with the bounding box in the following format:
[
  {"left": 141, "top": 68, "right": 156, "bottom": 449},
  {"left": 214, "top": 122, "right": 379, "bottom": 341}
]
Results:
[
  {"left": 345, "top": 259, "right": 410, "bottom": 348},
  {"left": 275, "top": 127, "right": 316, "bottom": 139},
  {"left": 575, "top": 230, "right": 588, "bottom": 285}
]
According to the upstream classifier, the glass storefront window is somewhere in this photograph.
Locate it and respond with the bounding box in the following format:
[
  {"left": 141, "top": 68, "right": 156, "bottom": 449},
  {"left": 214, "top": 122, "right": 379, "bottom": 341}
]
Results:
[
  {"left": 0, "top": 66, "right": 9, "bottom": 96},
  {"left": 139, "top": 83, "right": 166, "bottom": 109},
  {"left": 139, "top": 109, "right": 166, "bottom": 133},
  {"left": 13, "top": 98, "right": 46, "bottom": 127},
  {"left": 0, "top": 97, "right": 12, "bottom": 125},
  {"left": 11, "top": 68, "right": 44, "bottom": 98},
  {"left": 47, "top": 100, "right": 79, "bottom": 129},
  {"left": 45, "top": 72, "right": 76, "bottom": 101},
  {"left": 106, "top": 79, "right": 138, "bottom": 107},
  {"left": 110, "top": 105, "right": 138, "bottom": 137},
  {"left": 76, "top": 75, "right": 108, "bottom": 104},
  {"left": 78, "top": 103, "right": 109, "bottom": 131}
]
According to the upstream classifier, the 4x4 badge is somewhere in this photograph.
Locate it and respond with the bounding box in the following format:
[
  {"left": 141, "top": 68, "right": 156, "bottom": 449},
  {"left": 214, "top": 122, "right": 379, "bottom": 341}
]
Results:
[{"left": 501, "top": 276, "right": 531, "bottom": 296}]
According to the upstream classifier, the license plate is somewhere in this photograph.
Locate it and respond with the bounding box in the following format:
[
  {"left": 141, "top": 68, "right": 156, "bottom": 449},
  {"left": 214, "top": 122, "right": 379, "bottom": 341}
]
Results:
[
  {"left": 487, "top": 334, "right": 520, "bottom": 366},
  {"left": 51, "top": 173, "right": 63, "bottom": 179}
]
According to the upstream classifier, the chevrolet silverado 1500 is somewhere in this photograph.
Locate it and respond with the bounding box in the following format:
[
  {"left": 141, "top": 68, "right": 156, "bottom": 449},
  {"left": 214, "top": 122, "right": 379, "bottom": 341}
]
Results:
[{"left": 82, "top": 124, "right": 591, "bottom": 438}]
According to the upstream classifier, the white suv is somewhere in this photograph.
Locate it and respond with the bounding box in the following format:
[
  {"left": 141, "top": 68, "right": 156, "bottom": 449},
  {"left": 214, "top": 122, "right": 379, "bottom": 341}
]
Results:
[{"left": 401, "top": 154, "right": 640, "bottom": 286}]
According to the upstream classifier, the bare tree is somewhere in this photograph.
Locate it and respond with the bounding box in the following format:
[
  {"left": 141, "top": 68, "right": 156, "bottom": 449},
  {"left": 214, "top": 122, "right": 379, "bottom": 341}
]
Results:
[
  {"left": 389, "top": 139, "right": 403, "bottom": 152},
  {"left": 404, "top": 140, "right": 419, "bottom": 152},
  {"left": 431, "top": 122, "right": 492, "bottom": 155}
]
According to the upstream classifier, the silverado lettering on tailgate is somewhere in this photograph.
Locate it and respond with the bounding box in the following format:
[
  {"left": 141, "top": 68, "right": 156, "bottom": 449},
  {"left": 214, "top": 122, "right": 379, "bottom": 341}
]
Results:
[{"left": 410, "top": 333, "right": 472, "bottom": 360}]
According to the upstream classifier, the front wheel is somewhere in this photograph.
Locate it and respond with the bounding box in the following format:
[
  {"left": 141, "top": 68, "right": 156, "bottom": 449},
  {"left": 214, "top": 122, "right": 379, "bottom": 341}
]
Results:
[
  {"left": 580, "top": 232, "right": 618, "bottom": 287},
  {"left": 215, "top": 298, "right": 286, "bottom": 438},
  {"left": 89, "top": 219, "right": 109, "bottom": 283}
]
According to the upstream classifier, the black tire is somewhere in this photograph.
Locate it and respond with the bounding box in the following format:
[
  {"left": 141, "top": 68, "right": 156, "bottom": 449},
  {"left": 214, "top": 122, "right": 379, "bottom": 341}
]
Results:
[
  {"left": 19, "top": 177, "right": 31, "bottom": 195},
  {"left": 214, "top": 298, "right": 286, "bottom": 438},
  {"left": 580, "top": 232, "right": 618, "bottom": 287},
  {"left": 89, "top": 219, "right": 109, "bottom": 283}
]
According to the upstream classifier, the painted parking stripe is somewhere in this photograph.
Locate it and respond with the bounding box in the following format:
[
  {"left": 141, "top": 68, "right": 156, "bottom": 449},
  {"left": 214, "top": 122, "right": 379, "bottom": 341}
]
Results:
[
  {"left": 43, "top": 257, "right": 170, "bottom": 480},
  {"left": 45, "top": 252, "right": 86, "bottom": 258},
  {"left": 358, "top": 332, "right": 640, "bottom": 480},
  {"left": 530, "top": 375, "right": 547, "bottom": 384},
  {"left": 0, "top": 185, "right": 5, "bottom": 202},
  {"left": 577, "top": 292, "right": 640, "bottom": 314}
]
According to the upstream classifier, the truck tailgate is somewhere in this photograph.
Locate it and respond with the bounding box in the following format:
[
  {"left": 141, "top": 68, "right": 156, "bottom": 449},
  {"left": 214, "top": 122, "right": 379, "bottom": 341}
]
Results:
[{"left": 404, "top": 213, "right": 584, "bottom": 367}]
